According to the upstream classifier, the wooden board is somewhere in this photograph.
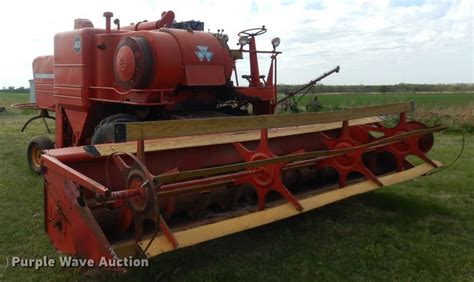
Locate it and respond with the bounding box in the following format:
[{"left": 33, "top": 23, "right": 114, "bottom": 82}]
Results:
[
  {"left": 116, "top": 102, "right": 414, "bottom": 141},
  {"left": 135, "top": 160, "right": 439, "bottom": 258},
  {"left": 95, "top": 117, "right": 382, "bottom": 156}
]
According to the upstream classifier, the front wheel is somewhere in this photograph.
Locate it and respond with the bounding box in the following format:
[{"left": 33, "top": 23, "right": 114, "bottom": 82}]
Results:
[{"left": 27, "top": 135, "right": 54, "bottom": 174}]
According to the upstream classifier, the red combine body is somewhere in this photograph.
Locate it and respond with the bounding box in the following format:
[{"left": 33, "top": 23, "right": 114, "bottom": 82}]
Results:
[
  {"left": 26, "top": 11, "right": 280, "bottom": 172},
  {"left": 20, "top": 11, "right": 444, "bottom": 271}
]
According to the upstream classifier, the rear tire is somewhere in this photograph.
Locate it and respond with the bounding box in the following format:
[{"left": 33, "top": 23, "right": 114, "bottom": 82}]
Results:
[
  {"left": 91, "top": 114, "right": 137, "bottom": 144},
  {"left": 27, "top": 135, "right": 54, "bottom": 174}
]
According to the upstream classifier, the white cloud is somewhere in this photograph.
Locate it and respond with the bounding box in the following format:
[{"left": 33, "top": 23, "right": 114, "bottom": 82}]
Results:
[{"left": 0, "top": 0, "right": 472, "bottom": 87}]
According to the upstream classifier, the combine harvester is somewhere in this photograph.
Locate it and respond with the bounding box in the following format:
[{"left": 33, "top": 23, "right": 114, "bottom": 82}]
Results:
[{"left": 27, "top": 11, "right": 443, "bottom": 270}]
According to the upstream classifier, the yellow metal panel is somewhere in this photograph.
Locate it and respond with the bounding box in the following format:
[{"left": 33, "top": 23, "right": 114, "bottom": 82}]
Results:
[
  {"left": 95, "top": 117, "right": 382, "bottom": 156},
  {"left": 124, "top": 102, "right": 413, "bottom": 140}
]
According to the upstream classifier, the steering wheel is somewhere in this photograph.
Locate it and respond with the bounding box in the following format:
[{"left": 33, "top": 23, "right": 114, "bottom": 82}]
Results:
[{"left": 238, "top": 25, "right": 267, "bottom": 37}]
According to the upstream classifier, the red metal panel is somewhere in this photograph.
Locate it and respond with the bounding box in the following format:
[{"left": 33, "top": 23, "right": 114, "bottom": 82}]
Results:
[
  {"left": 183, "top": 65, "right": 226, "bottom": 86},
  {"left": 32, "top": 56, "right": 55, "bottom": 110},
  {"left": 91, "top": 29, "right": 180, "bottom": 104},
  {"left": 93, "top": 33, "right": 126, "bottom": 88},
  {"left": 62, "top": 108, "right": 89, "bottom": 145},
  {"left": 138, "top": 31, "right": 184, "bottom": 90},
  {"left": 44, "top": 167, "right": 119, "bottom": 269},
  {"left": 164, "top": 29, "right": 225, "bottom": 65},
  {"left": 54, "top": 28, "right": 99, "bottom": 108},
  {"left": 163, "top": 29, "right": 232, "bottom": 86},
  {"left": 235, "top": 86, "right": 276, "bottom": 101}
]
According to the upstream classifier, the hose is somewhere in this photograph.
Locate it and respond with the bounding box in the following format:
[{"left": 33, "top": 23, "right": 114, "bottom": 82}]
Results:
[{"left": 426, "top": 129, "right": 466, "bottom": 175}]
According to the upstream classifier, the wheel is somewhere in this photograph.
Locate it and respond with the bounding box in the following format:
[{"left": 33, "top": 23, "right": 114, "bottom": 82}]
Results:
[
  {"left": 105, "top": 152, "right": 159, "bottom": 240},
  {"left": 238, "top": 26, "right": 267, "bottom": 37},
  {"left": 91, "top": 114, "right": 137, "bottom": 144},
  {"left": 27, "top": 135, "right": 54, "bottom": 174}
]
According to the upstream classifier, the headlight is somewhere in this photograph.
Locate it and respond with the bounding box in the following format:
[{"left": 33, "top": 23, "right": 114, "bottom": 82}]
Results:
[
  {"left": 271, "top": 37, "right": 281, "bottom": 49},
  {"left": 238, "top": 36, "right": 249, "bottom": 46}
]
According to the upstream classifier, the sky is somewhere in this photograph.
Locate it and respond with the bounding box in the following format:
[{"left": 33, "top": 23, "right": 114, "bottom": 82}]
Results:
[{"left": 0, "top": 0, "right": 472, "bottom": 88}]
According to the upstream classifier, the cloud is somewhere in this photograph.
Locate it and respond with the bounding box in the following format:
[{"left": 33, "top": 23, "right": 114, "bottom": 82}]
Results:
[{"left": 0, "top": 0, "right": 471, "bottom": 87}]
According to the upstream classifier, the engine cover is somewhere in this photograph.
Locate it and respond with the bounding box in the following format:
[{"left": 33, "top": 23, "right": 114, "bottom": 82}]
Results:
[
  {"left": 114, "top": 36, "right": 153, "bottom": 90},
  {"left": 112, "top": 29, "right": 233, "bottom": 90}
]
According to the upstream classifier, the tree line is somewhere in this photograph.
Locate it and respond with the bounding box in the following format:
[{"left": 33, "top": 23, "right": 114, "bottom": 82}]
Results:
[
  {"left": 278, "top": 83, "right": 474, "bottom": 94},
  {"left": 1, "top": 83, "right": 474, "bottom": 94},
  {"left": 0, "top": 86, "right": 29, "bottom": 93}
]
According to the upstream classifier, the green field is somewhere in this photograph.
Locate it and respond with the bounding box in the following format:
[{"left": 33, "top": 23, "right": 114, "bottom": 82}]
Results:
[
  {"left": 284, "top": 92, "right": 474, "bottom": 132},
  {"left": 0, "top": 92, "right": 473, "bottom": 281},
  {"left": 302, "top": 92, "right": 474, "bottom": 108}
]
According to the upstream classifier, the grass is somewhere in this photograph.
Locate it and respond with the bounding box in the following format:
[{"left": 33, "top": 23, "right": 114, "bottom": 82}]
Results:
[
  {"left": 0, "top": 92, "right": 473, "bottom": 281},
  {"left": 302, "top": 92, "right": 474, "bottom": 109},
  {"left": 293, "top": 92, "right": 474, "bottom": 132}
]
